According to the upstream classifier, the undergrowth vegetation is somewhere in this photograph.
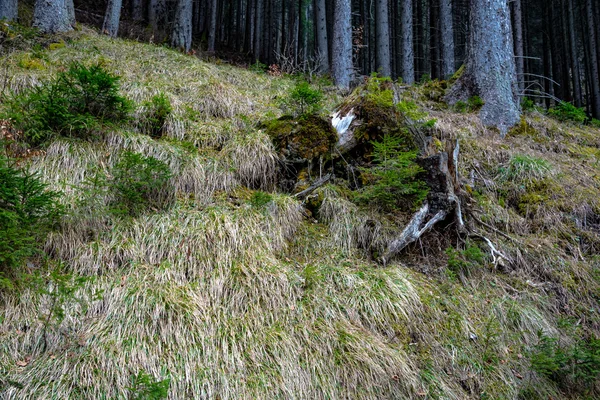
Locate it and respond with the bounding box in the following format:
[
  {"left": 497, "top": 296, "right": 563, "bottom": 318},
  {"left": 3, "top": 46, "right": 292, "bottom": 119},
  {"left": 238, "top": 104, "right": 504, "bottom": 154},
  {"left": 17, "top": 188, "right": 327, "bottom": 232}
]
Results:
[
  {"left": 0, "top": 156, "right": 62, "bottom": 285},
  {"left": 2, "top": 62, "right": 131, "bottom": 146},
  {"left": 355, "top": 134, "right": 428, "bottom": 211},
  {"left": 1, "top": 27, "right": 600, "bottom": 400}
]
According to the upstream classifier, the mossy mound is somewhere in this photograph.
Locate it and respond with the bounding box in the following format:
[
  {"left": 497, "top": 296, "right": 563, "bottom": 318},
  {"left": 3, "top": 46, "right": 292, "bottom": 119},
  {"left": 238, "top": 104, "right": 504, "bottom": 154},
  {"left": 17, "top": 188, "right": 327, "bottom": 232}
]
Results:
[
  {"left": 336, "top": 76, "right": 416, "bottom": 154},
  {"left": 263, "top": 113, "right": 337, "bottom": 161}
]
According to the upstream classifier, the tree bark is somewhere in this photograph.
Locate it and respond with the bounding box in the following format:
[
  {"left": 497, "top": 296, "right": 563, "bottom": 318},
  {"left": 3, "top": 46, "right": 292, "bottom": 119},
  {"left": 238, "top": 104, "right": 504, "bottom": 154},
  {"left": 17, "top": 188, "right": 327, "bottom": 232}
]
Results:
[
  {"left": 567, "top": 0, "right": 583, "bottom": 107},
  {"left": 149, "top": 0, "right": 167, "bottom": 40},
  {"left": 439, "top": 0, "right": 455, "bottom": 78},
  {"left": 33, "top": 0, "right": 72, "bottom": 34},
  {"left": 132, "top": 0, "right": 143, "bottom": 22},
  {"left": 254, "top": 0, "right": 264, "bottom": 61},
  {"left": 208, "top": 0, "right": 218, "bottom": 52},
  {"left": 102, "top": 0, "right": 123, "bottom": 37},
  {"left": 446, "top": 0, "right": 520, "bottom": 136},
  {"left": 315, "top": 0, "right": 329, "bottom": 73},
  {"left": 375, "top": 0, "right": 391, "bottom": 76},
  {"left": 0, "top": 0, "right": 18, "bottom": 21},
  {"left": 332, "top": 0, "right": 353, "bottom": 89},
  {"left": 586, "top": 0, "right": 600, "bottom": 117},
  {"left": 401, "top": 0, "right": 415, "bottom": 84},
  {"left": 511, "top": 0, "right": 524, "bottom": 92},
  {"left": 172, "top": 0, "right": 193, "bottom": 52}
]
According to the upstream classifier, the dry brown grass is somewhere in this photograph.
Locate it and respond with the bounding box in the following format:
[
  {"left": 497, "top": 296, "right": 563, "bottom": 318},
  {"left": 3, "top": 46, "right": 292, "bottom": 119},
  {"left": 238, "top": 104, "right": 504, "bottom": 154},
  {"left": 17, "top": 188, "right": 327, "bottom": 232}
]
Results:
[{"left": 2, "top": 30, "right": 600, "bottom": 400}]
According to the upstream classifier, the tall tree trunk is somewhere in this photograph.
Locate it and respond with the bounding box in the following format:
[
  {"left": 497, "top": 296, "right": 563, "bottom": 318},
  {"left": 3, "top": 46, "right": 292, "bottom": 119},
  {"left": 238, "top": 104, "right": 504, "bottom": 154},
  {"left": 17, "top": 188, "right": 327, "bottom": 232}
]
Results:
[
  {"left": 332, "top": 0, "right": 352, "bottom": 89},
  {"left": 172, "top": 0, "right": 193, "bottom": 52},
  {"left": 245, "top": 0, "right": 254, "bottom": 53},
  {"left": 102, "top": 0, "right": 123, "bottom": 37},
  {"left": 0, "top": 0, "right": 18, "bottom": 21},
  {"left": 401, "top": 0, "right": 414, "bottom": 83},
  {"left": 567, "top": 0, "right": 582, "bottom": 107},
  {"left": 511, "top": 0, "right": 524, "bottom": 93},
  {"left": 254, "top": 0, "right": 263, "bottom": 61},
  {"left": 439, "top": 0, "right": 455, "bottom": 78},
  {"left": 315, "top": 0, "right": 329, "bottom": 73},
  {"left": 149, "top": 0, "right": 167, "bottom": 40},
  {"left": 586, "top": 0, "right": 600, "bottom": 117},
  {"left": 208, "top": 0, "right": 218, "bottom": 52},
  {"left": 446, "top": 0, "right": 520, "bottom": 135},
  {"left": 543, "top": 4, "right": 554, "bottom": 108},
  {"left": 375, "top": 0, "right": 391, "bottom": 76},
  {"left": 132, "top": 0, "right": 143, "bottom": 22},
  {"left": 33, "top": 0, "right": 72, "bottom": 34}
]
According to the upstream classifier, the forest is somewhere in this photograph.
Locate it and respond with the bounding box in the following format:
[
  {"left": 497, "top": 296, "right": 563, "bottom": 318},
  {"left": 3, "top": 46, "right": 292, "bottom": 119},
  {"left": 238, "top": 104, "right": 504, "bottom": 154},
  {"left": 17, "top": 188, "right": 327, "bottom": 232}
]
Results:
[
  {"left": 2, "top": 0, "right": 600, "bottom": 118},
  {"left": 2, "top": 0, "right": 600, "bottom": 399}
]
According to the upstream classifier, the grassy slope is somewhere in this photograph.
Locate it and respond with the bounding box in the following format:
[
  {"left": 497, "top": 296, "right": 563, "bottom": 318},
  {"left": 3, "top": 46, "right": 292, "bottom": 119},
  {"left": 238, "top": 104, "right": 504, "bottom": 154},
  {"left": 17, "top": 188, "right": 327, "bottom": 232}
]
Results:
[{"left": 1, "top": 28, "right": 600, "bottom": 399}]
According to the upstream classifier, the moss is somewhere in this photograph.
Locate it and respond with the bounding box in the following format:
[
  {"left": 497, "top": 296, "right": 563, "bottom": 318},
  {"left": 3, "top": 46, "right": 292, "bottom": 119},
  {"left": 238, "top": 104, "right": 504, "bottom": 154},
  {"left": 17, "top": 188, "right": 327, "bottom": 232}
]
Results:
[
  {"left": 49, "top": 41, "right": 66, "bottom": 50},
  {"left": 508, "top": 117, "right": 538, "bottom": 138},
  {"left": 421, "top": 80, "right": 448, "bottom": 103},
  {"left": 17, "top": 53, "right": 45, "bottom": 70},
  {"left": 263, "top": 114, "right": 337, "bottom": 160}
]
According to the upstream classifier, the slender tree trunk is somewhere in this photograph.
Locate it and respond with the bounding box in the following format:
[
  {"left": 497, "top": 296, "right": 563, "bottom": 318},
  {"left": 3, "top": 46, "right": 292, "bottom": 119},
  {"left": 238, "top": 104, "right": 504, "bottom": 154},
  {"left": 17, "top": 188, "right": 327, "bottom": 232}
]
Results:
[
  {"left": 132, "top": 0, "right": 143, "bottom": 22},
  {"left": 315, "top": 0, "right": 329, "bottom": 73},
  {"left": 401, "top": 0, "right": 414, "bottom": 83},
  {"left": 33, "top": 0, "right": 72, "bottom": 34},
  {"left": 172, "top": 0, "right": 193, "bottom": 52},
  {"left": 245, "top": 0, "right": 254, "bottom": 53},
  {"left": 254, "top": 0, "right": 264, "bottom": 61},
  {"left": 446, "top": 0, "right": 520, "bottom": 135},
  {"left": 439, "top": 0, "right": 455, "bottom": 78},
  {"left": 560, "top": 0, "right": 573, "bottom": 102},
  {"left": 511, "top": 0, "right": 524, "bottom": 93},
  {"left": 567, "top": 0, "right": 583, "bottom": 107},
  {"left": 149, "top": 0, "right": 167, "bottom": 40},
  {"left": 102, "top": 0, "right": 123, "bottom": 37},
  {"left": 586, "top": 0, "right": 600, "bottom": 117},
  {"left": 375, "top": 0, "right": 391, "bottom": 76},
  {"left": 332, "top": 0, "right": 353, "bottom": 88},
  {"left": 543, "top": 4, "right": 554, "bottom": 107},
  {"left": 0, "top": 0, "right": 18, "bottom": 21},
  {"left": 208, "top": 0, "right": 218, "bottom": 52}
]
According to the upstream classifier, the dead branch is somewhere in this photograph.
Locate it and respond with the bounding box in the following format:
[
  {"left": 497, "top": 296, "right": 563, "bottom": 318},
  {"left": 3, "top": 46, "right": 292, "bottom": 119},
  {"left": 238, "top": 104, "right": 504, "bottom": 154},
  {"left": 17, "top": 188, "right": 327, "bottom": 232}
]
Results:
[{"left": 293, "top": 174, "right": 332, "bottom": 199}]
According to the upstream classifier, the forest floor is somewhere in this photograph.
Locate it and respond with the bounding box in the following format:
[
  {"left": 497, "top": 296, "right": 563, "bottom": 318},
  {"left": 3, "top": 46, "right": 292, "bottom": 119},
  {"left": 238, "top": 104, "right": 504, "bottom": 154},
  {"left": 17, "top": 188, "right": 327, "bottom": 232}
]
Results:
[{"left": 1, "top": 25, "right": 600, "bottom": 399}]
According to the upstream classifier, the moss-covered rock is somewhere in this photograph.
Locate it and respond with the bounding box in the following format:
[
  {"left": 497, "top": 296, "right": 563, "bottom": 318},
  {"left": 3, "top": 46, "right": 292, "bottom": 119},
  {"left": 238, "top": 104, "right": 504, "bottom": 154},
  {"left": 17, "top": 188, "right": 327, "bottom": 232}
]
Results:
[
  {"left": 263, "top": 113, "right": 337, "bottom": 161},
  {"left": 335, "top": 76, "right": 417, "bottom": 155}
]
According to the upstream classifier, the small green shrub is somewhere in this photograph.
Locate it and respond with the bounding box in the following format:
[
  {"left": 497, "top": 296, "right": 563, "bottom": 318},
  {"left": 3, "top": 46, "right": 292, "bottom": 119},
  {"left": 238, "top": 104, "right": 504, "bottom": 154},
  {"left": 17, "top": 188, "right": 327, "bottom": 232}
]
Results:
[
  {"left": 249, "top": 190, "right": 273, "bottom": 209},
  {"left": 141, "top": 93, "right": 172, "bottom": 138},
  {"left": 3, "top": 62, "right": 132, "bottom": 145},
  {"left": 289, "top": 81, "right": 323, "bottom": 115},
  {"left": 521, "top": 97, "right": 536, "bottom": 112},
  {"left": 548, "top": 101, "right": 587, "bottom": 124},
  {"left": 249, "top": 60, "right": 268, "bottom": 73},
  {"left": 468, "top": 95, "right": 484, "bottom": 110},
  {"left": 34, "top": 268, "right": 100, "bottom": 352},
  {"left": 128, "top": 370, "right": 170, "bottom": 400},
  {"left": 529, "top": 334, "right": 600, "bottom": 393},
  {"left": 110, "top": 151, "right": 173, "bottom": 217},
  {"left": 446, "top": 241, "right": 486, "bottom": 278},
  {"left": 355, "top": 134, "right": 428, "bottom": 211},
  {"left": 0, "top": 156, "right": 62, "bottom": 278},
  {"left": 590, "top": 118, "right": 600, "bottom": 128},
  {"left": 454, "top": 96, "right": 484, "bottom": 113}
]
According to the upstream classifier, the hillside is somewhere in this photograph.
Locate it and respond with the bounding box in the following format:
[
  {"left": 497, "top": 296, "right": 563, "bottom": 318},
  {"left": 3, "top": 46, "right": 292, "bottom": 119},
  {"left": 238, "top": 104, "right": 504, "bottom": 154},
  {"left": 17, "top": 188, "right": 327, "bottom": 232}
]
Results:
[{"left": 1, "top": 27, "right": 600, "bottom": 399}]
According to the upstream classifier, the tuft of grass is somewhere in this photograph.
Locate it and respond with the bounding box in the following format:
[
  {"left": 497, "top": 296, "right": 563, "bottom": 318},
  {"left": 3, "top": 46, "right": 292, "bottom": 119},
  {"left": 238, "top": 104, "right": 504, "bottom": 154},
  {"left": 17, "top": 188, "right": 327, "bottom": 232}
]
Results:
[{"left": 498, "top": 154, "right": 553, "bottom": 184}]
